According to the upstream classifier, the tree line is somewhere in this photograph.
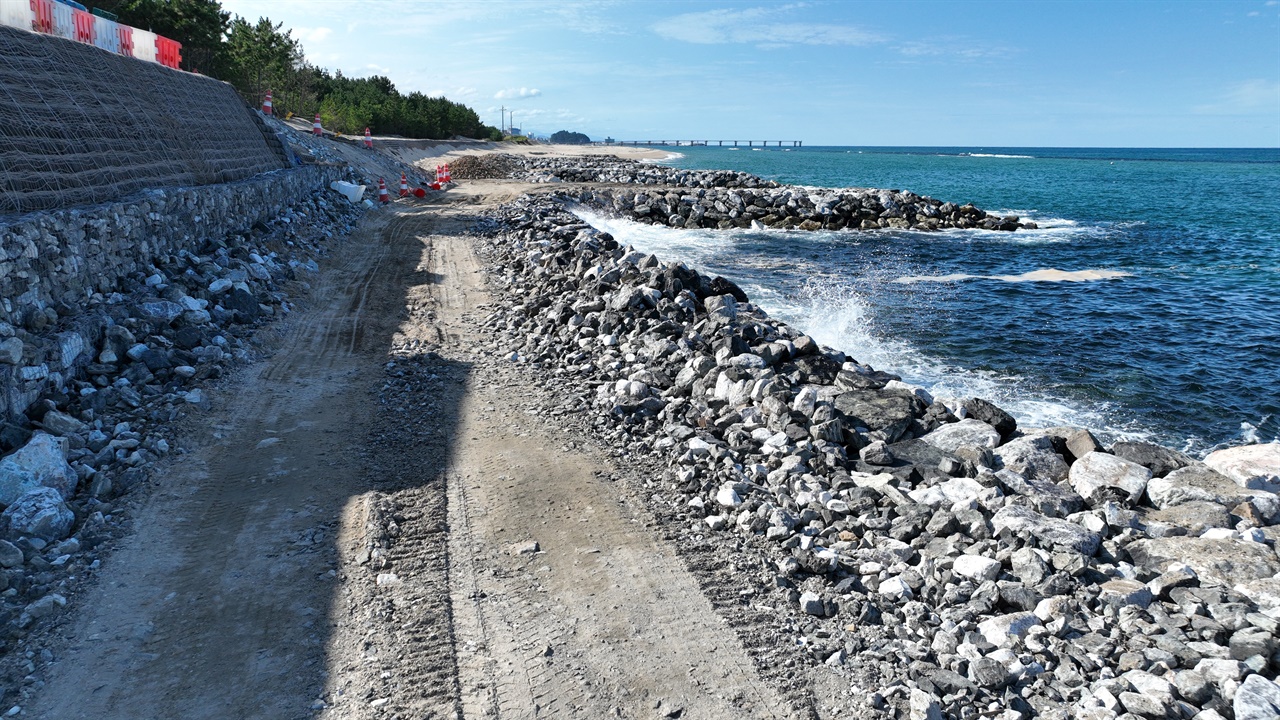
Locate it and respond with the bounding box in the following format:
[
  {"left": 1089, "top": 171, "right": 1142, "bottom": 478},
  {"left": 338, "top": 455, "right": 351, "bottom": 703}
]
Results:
[{"left": 95, "top": 0, "right": 502, "bottom": 140}]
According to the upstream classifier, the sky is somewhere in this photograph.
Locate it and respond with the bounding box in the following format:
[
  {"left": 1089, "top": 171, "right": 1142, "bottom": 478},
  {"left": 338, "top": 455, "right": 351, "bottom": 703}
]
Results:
[{"left": 217, "top": 0, "right": 1280, "bottom": 147}]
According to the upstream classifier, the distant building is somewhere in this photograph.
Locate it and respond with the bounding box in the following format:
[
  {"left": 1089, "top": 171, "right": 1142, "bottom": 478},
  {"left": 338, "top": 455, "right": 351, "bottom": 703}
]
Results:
[{"left": 508, "top": 127, "right": 521, "bottom": 136}]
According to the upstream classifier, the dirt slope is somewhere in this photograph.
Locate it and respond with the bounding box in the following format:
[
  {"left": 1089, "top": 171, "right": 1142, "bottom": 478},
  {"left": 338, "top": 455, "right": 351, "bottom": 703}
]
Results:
[{"left": 25, "top": 187, "right": 803, "bottom": 719}]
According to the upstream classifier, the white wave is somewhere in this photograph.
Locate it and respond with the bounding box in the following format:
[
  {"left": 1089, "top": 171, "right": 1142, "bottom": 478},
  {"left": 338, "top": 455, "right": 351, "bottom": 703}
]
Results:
[
  {"left": 575, "top": 209, "right": 1155, "bottom": 444},
  {"left": 779, "top": 282, "right": 1162, "bottom": 443},
  {"left": 966, "top": 153, "right": 1036, "bottom": 159},
  {"left": 574, "top": 208, "right": 731, "bottom": 265},
  {"left": 938, "top": 218, "right": 1112, "bottom": 245},
  {"left": 893, "top": 268, "right": 1132, "bottom": 284},
  {"left": 640, "top": 152, "right": 685, "bottom": 164}
]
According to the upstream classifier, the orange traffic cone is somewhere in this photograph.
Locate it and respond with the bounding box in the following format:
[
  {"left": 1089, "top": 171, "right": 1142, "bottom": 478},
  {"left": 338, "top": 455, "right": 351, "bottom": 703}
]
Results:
[
  {"left": 399, "top": 173, "right": 409, "bottom": 197},
  {"left": 312, "top": 114, "right": 322, "bottom": 136},
  {"left": 443, "top": 164, "right": 452, "bottom": 184},
  {"left": 377, "top": 178, "right": 389, "bottom": 203},
  {"left": 262, "top": 90, "right": 273, "bottom": 116},
  {"left": 364, "top": 127, "right": 372, "bottom": 149}
]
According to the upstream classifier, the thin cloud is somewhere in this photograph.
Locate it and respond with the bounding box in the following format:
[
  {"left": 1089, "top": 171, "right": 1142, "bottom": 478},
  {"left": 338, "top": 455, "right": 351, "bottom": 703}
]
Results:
[
  {"left": 895, "top": 38, "right": 1018, "bottom": 62},
  {"left": 495, "top": 87, "right": 542, "bottom": 100},
  {"left": 1193, "top": 79, "right": 1280, "bottom": 114},
  {"left": 292, "top": 26, "right": 332, "bottom": 44},
  {"left": 652, "top": 6, "right": 882, "bottom": 48}
]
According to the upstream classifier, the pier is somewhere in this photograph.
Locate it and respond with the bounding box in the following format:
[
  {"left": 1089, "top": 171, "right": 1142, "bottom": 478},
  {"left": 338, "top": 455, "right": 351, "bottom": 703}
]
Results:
[{"left": 599, "top": 140, "right": 803, "bottom": 148}]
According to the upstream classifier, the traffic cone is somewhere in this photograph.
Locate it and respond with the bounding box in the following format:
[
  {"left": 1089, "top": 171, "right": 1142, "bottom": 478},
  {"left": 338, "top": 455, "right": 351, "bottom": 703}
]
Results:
[
  {"left": 364, "top": 127, "right": 372, "bottom": 149},
  {"left": 443, "top": 164, "right": 452, "bottom": 183},
  {"left": 399, "top": 173, "right": 409, "bottom": 197},
  {"left": 312, "top": 113, "right": 322, "bottom": 136},
  {"left": 435, "top": 165, "right": 442, "bottom": 184},
  {"left": 262, "top": 90, "right": 272, "bottom": 116},
  {"left": 378, "top": 178, "right": 389, "bottom": 203}
]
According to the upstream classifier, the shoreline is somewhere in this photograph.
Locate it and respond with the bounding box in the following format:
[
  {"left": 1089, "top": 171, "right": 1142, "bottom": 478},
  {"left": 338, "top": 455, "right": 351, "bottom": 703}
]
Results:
[{"left": 463, "top": 155, "right": 1280, "bottom": 717}]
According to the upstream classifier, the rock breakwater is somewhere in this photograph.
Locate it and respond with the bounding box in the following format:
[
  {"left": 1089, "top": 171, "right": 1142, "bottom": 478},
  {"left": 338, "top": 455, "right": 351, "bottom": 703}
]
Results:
[
  {"left": 464, "top": 153, "right": 1034, "bottom": 231},
  {"left": 474, "top": 190, "right": 1280, "bottom": 719}
]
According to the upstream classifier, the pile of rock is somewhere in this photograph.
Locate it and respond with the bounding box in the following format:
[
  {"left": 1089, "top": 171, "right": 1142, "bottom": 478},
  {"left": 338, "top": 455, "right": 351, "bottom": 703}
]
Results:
[
  {"left": 474, "top": 191, "right": 1280, "bottom": 719},
  {"left": 586, "top": 185, "right": 1029, "bottom": 232},
  {"left": 484, "top": 153, "right": 1032, "bottom": 232},
  {"left": 0, "top": 191, "right": 362, "bottom": 650},
  {"left": 520, "top": 155, "right": 778, "bottom": 190},
  {"left": 448, "top": 154, "right": 526, "bottom": 180}
]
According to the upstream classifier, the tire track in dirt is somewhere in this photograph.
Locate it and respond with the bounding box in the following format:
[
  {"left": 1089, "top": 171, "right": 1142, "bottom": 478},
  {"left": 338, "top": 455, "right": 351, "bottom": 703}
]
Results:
[
  {"left": 347, "top": 195, "right": 806, "bottom": 719},
  {"left": 25, "top": 186, "right": 816, "bottom": 720},
  {"left": 23, "top": 207, "right": 432, "bottom": 720}
]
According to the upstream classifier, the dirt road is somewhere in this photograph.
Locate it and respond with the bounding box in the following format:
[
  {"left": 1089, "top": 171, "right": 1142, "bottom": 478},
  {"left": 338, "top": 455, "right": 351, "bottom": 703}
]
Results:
[{"left": 25, "top": 187, "right": 805, "bottom": 719}]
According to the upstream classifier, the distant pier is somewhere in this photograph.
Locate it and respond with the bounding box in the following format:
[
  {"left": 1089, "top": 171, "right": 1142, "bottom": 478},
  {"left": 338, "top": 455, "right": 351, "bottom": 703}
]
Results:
[{"left": 599, "top": 140, "right": 803, "bottom": 148}]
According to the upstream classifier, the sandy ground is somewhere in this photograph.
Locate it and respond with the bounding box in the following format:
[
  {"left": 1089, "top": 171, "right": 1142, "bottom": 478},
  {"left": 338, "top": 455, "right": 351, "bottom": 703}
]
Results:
[
  {"left": 23, "top": 179, "right": 804, "bottom": 719},
  {"left": 393, "top": 142, "right": 676, "bottom": 171}
]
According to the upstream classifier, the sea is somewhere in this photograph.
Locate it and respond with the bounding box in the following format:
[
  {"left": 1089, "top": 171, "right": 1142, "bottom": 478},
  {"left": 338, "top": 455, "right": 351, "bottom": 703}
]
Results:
[{"left": 574, "top": 146, "right": 1280, "bottom": 456}]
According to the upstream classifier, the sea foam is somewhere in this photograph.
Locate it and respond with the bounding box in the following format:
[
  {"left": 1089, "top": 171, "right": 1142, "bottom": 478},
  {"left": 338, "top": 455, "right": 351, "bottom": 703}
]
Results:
[{"left": 574, "top": 208, "right": 1157, "bottom": 444}]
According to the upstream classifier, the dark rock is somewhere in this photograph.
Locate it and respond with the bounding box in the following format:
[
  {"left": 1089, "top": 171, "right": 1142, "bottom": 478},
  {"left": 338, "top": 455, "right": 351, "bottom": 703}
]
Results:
[
  {"left": 968, "top": 656, "right": 1011, "bottom": 688},
  {"left": 886, "top": 439, "right": 959, "bottom": 475},
  {"left": 962, "top": 397, "right": 1016, "bottom": 438},
  {"left": 139, "top": 348, "right": 172, "bottom": 372},
  {"left": 0, "top": 421, "right": 33, "bottom": 453},
  {"left": 1228, "top": 627, "right": 1277, "bottom": 661},
  {"left": 834, "top": 389, "right": 923, "bottom": 442},
  {"left": 1110, "top": 441, "right": 1195, "bottom": 478},
  {"left": 707, "top": 276, "right": 748, "bottom": 303},
  {"left": 793, "top": 354, "right": 842, "bottom": 385},
  {"left": 173, "top": 326, "right": 204, "bottom": 350},
  {"left": 223, "top": 287, "right": 260, "bottom": 321}
]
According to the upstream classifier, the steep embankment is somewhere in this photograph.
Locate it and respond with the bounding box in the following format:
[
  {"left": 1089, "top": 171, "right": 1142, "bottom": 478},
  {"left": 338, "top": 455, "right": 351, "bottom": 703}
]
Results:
[{"left": 0, "top": 24, "right": 288, "bottom": 216}]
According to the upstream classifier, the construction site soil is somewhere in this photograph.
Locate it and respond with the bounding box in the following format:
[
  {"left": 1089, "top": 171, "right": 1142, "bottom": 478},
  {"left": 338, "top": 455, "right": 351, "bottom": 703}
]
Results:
[{"left": 11, "top": 180, "right": 819, "bottom": 720}]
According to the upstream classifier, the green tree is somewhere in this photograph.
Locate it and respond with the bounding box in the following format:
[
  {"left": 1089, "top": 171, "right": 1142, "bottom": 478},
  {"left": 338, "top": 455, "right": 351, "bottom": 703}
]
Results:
[
  {"left": 100, "top": 0, "right": 500, "bottom": 140},
  {"left": 97, "top": 0, "right": 229, "bottom": 74},
  {"left": 222, "top": 17, "right": 310, "bottom": 116}
]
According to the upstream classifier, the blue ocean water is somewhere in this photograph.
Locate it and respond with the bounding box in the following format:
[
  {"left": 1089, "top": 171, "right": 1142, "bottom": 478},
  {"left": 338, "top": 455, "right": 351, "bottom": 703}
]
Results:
[{"left": 579, "top": 146, "right": 1280, "bottom": 454}]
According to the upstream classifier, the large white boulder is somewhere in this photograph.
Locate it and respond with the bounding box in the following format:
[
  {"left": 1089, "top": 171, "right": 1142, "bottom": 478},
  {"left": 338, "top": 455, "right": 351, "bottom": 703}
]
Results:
[
  {"left": 2, "top": 487, "right": 74, "bottom": 542},
  {"left": 993, "top": 435, "right": 1069, "bottom": 483},
  {"left": 1128, "top": 537, "right": 1280, "bottom": 587},
  {"left": 0, "top": 432, "right": 78, "bottom": 506},
  {"left": 1205, "top": 443, "right": 1280, "bottom": 490},
  {"left": 920, "top": 419, "right": 1002, "bottom": 454},
  {"left": 952, "top": 554, "right": 1002, "bottom": 583},
  {"left": 1069, "top": 451, "right": 1151, "bottom": 505},
  {"left": 1147, "top": 465, "right": 1279, "bottom": 522}
]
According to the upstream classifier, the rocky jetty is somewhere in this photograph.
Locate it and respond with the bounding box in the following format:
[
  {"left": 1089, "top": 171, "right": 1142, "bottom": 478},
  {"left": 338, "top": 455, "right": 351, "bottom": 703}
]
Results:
[
  {"left": 473, "top": 190, "right": 1280, "bottom": 720},
  {"left": 470, "top": 153, "right": 1035, "bottom": 232}
]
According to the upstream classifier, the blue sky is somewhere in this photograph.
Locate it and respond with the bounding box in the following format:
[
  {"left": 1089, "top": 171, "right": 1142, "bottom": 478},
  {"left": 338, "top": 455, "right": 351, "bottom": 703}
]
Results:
[{"left": 218, "top": 0, "right": 1279, "bottom": 147}]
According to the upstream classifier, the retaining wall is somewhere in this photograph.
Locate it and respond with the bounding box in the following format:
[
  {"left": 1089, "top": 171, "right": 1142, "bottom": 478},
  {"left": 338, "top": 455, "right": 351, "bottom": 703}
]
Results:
[
  {"left": 0, "top": 23, "right": 289, "bottom": 217},
  {"left": 0, "top": 163, "right": 346, "bottom": 419}
]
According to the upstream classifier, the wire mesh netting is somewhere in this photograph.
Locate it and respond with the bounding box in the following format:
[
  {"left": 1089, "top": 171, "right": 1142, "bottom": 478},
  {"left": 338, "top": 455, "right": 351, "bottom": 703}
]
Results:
[{"left": 0, "top": 24, "right": 288, "bottom": 217}]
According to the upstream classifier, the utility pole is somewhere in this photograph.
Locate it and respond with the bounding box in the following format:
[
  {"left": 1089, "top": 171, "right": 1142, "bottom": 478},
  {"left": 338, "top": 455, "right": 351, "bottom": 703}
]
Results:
[
  {"left": 500, "top": 106, "right": 507, "bottom": 134},
  {"left": 509, "top": 112, "right": 515, "bottom": 134}
]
